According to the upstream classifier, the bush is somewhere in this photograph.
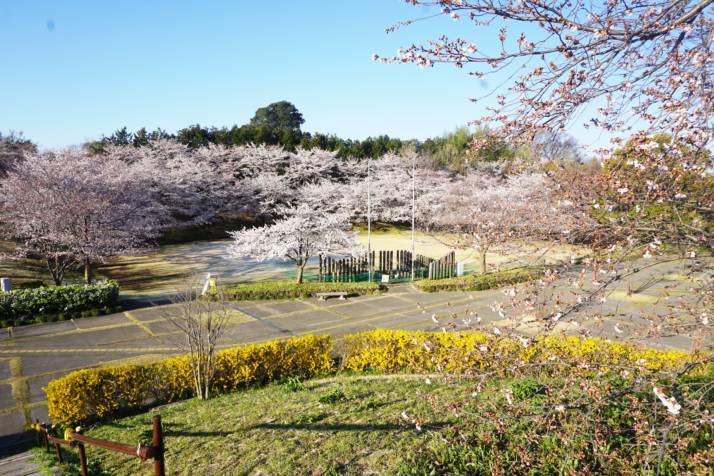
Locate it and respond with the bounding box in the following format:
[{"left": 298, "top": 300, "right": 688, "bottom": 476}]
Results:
[
  {"left": 210, "top": 280, "right": 386, "bottom": 301},
  {"left": 414, "top": 267, "right": 543, "bottom": 292},
  {"left": 342, "top": 329, "right": 694, "bottom": 374},
  {"left": 46, "top": 335, "right": 333, "bottom": 426},
  {"left": 0, "top": 281, "right": 120, "bottom": 327}
]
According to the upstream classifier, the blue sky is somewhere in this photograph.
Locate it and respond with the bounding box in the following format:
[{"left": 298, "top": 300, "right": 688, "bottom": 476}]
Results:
[{"left": 0, "top": 1, "right": 604, "bottom": 149}]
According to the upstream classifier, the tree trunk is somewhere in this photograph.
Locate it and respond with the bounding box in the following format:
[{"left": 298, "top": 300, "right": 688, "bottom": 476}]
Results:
[
  {"left": 480, "top": 247, "right": 488, "bottom": 274},
  {"left": 296, "top": 263, "right": 306, "bottom": 284},
  {"left": 47, "top": 259, "right": 62, "bottom": 286},
  {"left": 83, "top": 260, "right": 93, "bottom": 284}
]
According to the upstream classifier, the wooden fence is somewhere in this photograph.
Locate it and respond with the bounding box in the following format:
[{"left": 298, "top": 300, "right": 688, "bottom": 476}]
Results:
[
  {"left": 34, "top": 415, "right": 165, "bottom": 476},
  {"left": 427, "top": 251, "right": 456, "bottom": 280},
  {"left": 319, "top": 250, "right": 441, "bottom": 282}
]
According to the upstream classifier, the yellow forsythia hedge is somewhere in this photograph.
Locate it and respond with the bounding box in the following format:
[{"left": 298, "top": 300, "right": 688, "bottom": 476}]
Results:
[
  {"left": 47, "top": 335, "right": 332, "bottom": 426},
  {"left": 342, "top": 330, "right": 693, "bottom": 374},
  {"left": 46, "top": 330, "right": 699, "bottom": 426}
]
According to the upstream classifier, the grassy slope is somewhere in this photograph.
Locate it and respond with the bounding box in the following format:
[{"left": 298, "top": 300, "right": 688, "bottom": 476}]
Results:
[
  {"left": 44, "top": 375, "right": 464, "bottom": 475},
  {"left": 31, "top": 370, "right": 714, "bottom": 475}
]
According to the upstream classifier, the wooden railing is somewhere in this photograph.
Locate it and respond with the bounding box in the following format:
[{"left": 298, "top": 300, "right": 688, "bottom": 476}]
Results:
[{"left": 33, "top": 414, "right": 165, "bottom": 476}]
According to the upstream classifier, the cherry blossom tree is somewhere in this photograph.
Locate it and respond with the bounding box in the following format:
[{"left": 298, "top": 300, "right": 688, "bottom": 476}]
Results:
[
  {"left": 376, "top": 0, "right": 713, "bottom": 146},
  {"left": 375, "top": 8, "right": 713, "bottom": 469},
  {"left": 0, "top": 150, "right": 168, "bottom": 284},
  {"left": 341, "top": 154, "right": 451, "bottom": 224},
  {"left": 227, "top": 204, "right": 362, "bottom": 284},
  {"left": 105, "top": 140, "right": 352, "bottom": 220},
  {"left": 104, "top": 140, "right": 259, "bottom": 225},
  {"left": 423, "top": 171, "right": 584, "bottom": 273}
]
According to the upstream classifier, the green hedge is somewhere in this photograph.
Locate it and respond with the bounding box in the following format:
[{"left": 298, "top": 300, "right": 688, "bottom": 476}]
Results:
[
  {"left": 415, "top": 267, "right": 544, "bottom": 293},
  {"left": 0, "top": 281, "right": 121, "bottom": 327},
  {"left": 210, "top": 281, "right": 386, "bottom": 301}
]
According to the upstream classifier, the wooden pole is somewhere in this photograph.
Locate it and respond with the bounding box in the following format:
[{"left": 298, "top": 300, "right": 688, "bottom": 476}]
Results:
[
  {"left": 78, "top": 443, "right": 88, "bottom": 476},
  {"left": 153, "top": 415, "right": 165, "bottom": 476},
  {"left": 55, "top": 442, "right": 63, "bottom": 463}
]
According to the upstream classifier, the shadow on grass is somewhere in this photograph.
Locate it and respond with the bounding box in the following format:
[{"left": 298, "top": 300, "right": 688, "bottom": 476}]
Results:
[
  {"left": 164, "top": 429, "right": 235, "bottom": 438},
  {"left": 250, "top": 421, "right": 450, "bottom": 432},
  {"left": 155, "top": 419, "right": 450, "bottom": 439}
]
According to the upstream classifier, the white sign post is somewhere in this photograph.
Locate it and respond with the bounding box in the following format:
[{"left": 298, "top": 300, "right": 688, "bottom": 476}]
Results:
[
  {"left": 201, "top": 273, "right": 212, "bottom": 296},
  {"left": 0, "top": 278, "right": 11, "bottom": 293},
  {"left": 456, "top": 262, "right": 465, "bottom": 277}
]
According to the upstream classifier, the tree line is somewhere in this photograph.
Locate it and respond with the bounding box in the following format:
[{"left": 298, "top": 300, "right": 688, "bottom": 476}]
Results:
[{"left": 84, "top": 100, "right": 580, "bottom": 167}]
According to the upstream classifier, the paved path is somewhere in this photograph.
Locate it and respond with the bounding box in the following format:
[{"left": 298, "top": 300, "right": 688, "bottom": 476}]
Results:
[
  {"left": 0, "top": 451, "right": 40, "bottom": 475},
  {"left": 0, "top": 285, "right": 506, "bottom": 445}
]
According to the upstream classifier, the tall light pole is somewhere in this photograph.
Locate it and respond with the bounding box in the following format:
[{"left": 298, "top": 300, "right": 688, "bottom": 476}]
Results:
[
  {"left": 410, "top": 153, "right": 416, "bottom": 282},
  {"left": 367, "top": 159, "right": 373, "bottom": 283}
]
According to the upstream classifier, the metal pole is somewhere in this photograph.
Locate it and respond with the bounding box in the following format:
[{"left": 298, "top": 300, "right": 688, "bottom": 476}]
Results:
[
  {"left": 367, "top": 160, "right": 373, "bottom": 283},
  {"left": 411, "top": 153, "right": 416, "bottom": 282}
]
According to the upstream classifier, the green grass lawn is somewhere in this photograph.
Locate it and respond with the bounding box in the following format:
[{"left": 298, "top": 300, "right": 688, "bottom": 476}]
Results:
[
  {"left": 37, "top": 374, "right": 455, "bottom": 475},
  {"left": 31, "top": 371, "right": 713, "bottom": 475}
]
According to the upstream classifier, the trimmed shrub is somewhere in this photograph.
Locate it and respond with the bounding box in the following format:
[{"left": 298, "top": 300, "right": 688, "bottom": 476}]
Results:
[
  {"left": 0, "top": 281, "right": 120, "bottom": 327},
  {"left": 46, "top": 335, "right": 333, "bottom": 426},
  {"left": 342, "top": 329, "right": 694, "bottom": 374},
  {"left": 414, "top": 267, "right": 543, "bottom": 293},
  {"left": 210, "top": 280, "right": 385, "bottom": 301}
]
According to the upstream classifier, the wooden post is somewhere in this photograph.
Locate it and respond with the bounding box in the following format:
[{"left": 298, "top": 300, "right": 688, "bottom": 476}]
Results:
[
  {"left": 153, "top": 415, "right": 165, "bottom": 476},
  {"left": 55, "top": 442, "right": 63, "bottom": 463},
  {"left": 77, "top": 443, "right": 88, "bottom": 476}
]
